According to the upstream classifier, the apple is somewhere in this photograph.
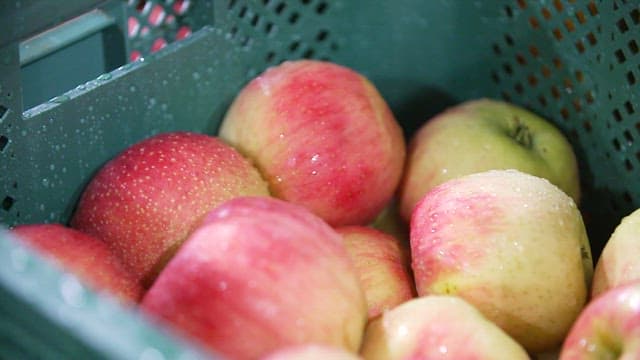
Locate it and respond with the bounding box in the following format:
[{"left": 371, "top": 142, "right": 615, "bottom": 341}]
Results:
[
  {"left": 399, "top": 98, "right": 581, "bottom": 222},
  {"left": 336, "top": 226, "right": 415, "bottom": 319},
  {"left": 261, "top": 345, "right": 361, "bottom": 360},
  {"left": 70, "top": 131, "right": 270, "bottom": 288},
  {"left": 559, "top": 281, "right": 640, "bottom": 359},
  {"left": 9, "top": 223, "right": 142, "bottom": 303},
  {"left": 592, "top": 208, "right": 640, "bottom": 298},
  {"left": 410, "top": 169, "right": 593, "bottom": 352},
  {"left": 218, "top": 59, "right": 406, "bottom": 227},
  {"left": 140, "top": 196, "right": 367, "bottom": 359},
  {"left": 359, "top": 295, "right": 530, "bottom": 359}
]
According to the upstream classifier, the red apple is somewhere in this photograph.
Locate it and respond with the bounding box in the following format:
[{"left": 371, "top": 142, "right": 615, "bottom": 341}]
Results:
[
  {"left": 10, "top": 223, "right": 142, "bottom": 303},
  {"left": 410, "top": 169, "right": 593, "bottom": 352},
  {"left": 140, "top": 197, "right": 367, "bottom": 359},
  {"left": 261, "top": 345, "right": 361, "bottom": 360},
  {"left": 219, "top": 60, "right": 406, "bottom": 227},
  {"left": 70, "top": 131, "right": 270, "bottom": 287},
  {"left": 560, "top": 281, "right": 640, "bottom": 359},
  {"left": 336, "top": 226, "right": 415, "bottom": 319},
  {"left": 360, "top": 296, "right": 530, "bottom": 359}
]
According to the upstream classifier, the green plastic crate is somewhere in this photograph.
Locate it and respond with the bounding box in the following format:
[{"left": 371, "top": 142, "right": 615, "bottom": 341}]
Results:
[{"left": 1, "top": 0, "right": 638, "bottom": 357}]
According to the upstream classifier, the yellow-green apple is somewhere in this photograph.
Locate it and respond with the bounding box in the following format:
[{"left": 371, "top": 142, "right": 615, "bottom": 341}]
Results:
[
  {"left": 560, "top": 281, "right": 640, "bottom": 359},
  {"left": 140, "top": 197, "right": 367, "bottom": 359},
  {"left": 10, "top": 223, "right": 142, "bottom": 303},
  {"left": 399, "top": 98, "right": 581, "bottom": 222},
  {"left": 360, "top": 296, "right": 530, "bottom": 359},
  {"left": 410, "top": 169, "right": 593, "bottom": 352},
  {"left": 71, "top": 131, "right": 270, "bottom": 288},
  {"left": 219, "top": 60, "right": 406, "bottom": 227},
  {"left": 336, "top": 226, "right": 415, "bottom": 319},
  {"left": 592, "top": 208, "right": 640, "bottom": 298},
  {"left": 261, "top": 345, "right": 362, "bottom": 360}
]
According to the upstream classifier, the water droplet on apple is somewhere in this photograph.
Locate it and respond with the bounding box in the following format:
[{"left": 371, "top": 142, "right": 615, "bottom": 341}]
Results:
[
  {"left": 310, "top": 154, "right": 320, "bottom": 163},
  {"left": 311, "top": 170, "right": 318, "bottom": 175}
]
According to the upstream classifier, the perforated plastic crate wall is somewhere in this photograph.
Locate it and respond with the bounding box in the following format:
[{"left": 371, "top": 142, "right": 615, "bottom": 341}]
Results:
[{"left": 2, "top": 0, "right": 640, "bottom": 358}]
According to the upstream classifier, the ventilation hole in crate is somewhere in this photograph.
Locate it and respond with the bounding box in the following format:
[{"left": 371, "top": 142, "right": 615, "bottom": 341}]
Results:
[
  {"left": 302, "top": 48, "right": 315, "bottom": 58},
  {"left": 504, "top": 5, "right": 513, "bottom": 18},
  {"left": 0, "top": 135, "right": 8, "bottom": 152},
  {"left": 151, "top": 38, "right": 168, "bottom": 52},
  {"left": 551, "top": 86, "right": 561, "bottom": 99},
  {"left": 553, "top": 57, "right": 563, "bottom": 68},
  {"left": 576, "top": 10, "right": 587, "bottom": 24},
  {"left": 553, "top": 0, "right": 563, "bottom": 12},
  {"left": 618, "top": 18, "right": 629, "bottom": 33},
  {"left": 584, "top": 120, "right": 592, "bottom": 132},
  {"left": 0, "top": 105, "right": 7, "bottom": 121},
  {"left": 529, "top": 45, "right": 539, "bottom": 57},
  {"left": 229, "top": 26, "right": 238, "bottom": 38},
  {"left": 560, "top": 107, "right": 569, "bottom": 120},
  {"left": 625, "top": 101, "right": 634, "bottom": 114},
  {"left": 516, "top": 53, "right": 527, "bottom": 65},
  {"left": 503, "top": 63, "right": 513, "bottom": 75},
  {"left": 632, "top": 8, "right": 640, "bottom": 24},
  {"left": 289, "top": 41, "right": 300, "bottom": 52},
  {"left": 538, "top": 94, "right": 548, "bottom": 106},
  {"left": 514, "top": 83, "right": 524, "bottom": 94},
  {"left": 315, "top": 2, "right": 328, "bottom": 14},
  {"left": 528, "top": 74, "right": 538, "bottom": 86},
  {"left": 625, "top": 129, "right": 634, "bottom": 142},
  {"left": 491, "top": 71, "right": 500, "bottom": 83},
  {"left": 504, "top": 34, "right": 514, "bottom": 46},
  {"left": 616, "top": 49, "right": 626, "bottom": 63},
  {"left": 1, "top": 196, "right": 14, "bottom": 211},
  {"left": 576, "top": 40, "right": 585, "bottom": 53},
  {"left": 613, "top": 109, "right": 623, "bottom": 122},
  {"left": 136, "top": 0, "right": 151, "bottom": 14},
  {"left": 240, "top": 36, "right": 251, "bottom": 48},
  {"left": 274, "top": 2, "right": 286, "bottom": 14},
  {"left": 265, "top": 22, "right": 275, "bottom": 34},
  {"left": 628, "top": 71, "right": 636, "bottom": 85},
  {"left": 613, "top": 138, "right": 621, "bottom": 150},
  {"left": 588, "top": 1, "right": 598, "bottom": 16},
  {"left": 300, "top": 0, "right": 312, "bottom": 4},
  {"left": 228, "top": 0, "right": 237, "bottom": 9},
  {"left": 542, "top": 7, "right": 552, "bottom": 20},
  {"left": 573, "top": 98, "right": 582, "bottom": 111},
  {"left": 492, "top": 44, "right": 501, "bottom": 55},
  {"left": 542, "top": 65, "right": 551, "bottom": 78},
  {"left": 636, "top": 150, "right": 640, "bottom": 162},
  {"left": 288, "top": 12, "right": 300, "bottom": 24},
  {"left": 564, "top": 19, "right": 575, "bottom": 32},
  {"left": 266, "top": 51, "right": 276, "bottom": 63},
  {"left": 12, "top": 181, "right": 16, "bottom": 189},
  {"left": 175, "top": 26, "right": 191, "bottom": 40},
  {"left": 575, "top": 70, "right": 584, "bottom": 83},
  {"left": 128, "top": 16, "right": 140, "bottom": 37},
  {"left": 238, "top": 5, "right": 248, "bottom": 18},
  {"left": 148, "top": 5, "right": 166, "bottom": 26},
  {"left": 626, "top": 159, "right": 634, "bottom": 171},
  {"left": 553, "top": 28, "right": 563, "bottom": 40},
  {"left": 587, "top": 32, "right": 597, "bottom": 45},
  {"left": 172, "top": 0, "right": 190, "bottom": 14},
  {"left": 529, "top": 16, "right": 540, "bottom": 29},
  {"left": 251, "top": 14, "right": 260, "bottom": 27},
  {"left": 629, "top": 40, "right": 639, "bottom": 54},
  {"left": 316, "top": 30, "right": 328, "bottom": 42}
]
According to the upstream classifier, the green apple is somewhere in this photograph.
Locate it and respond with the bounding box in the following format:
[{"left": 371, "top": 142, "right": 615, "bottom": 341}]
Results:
[
  {"left": 360, "top": 296, "right": 529, "bottom": 359},
  {"left": 399, "top": 98, "right": 580, "bottom": 222},
  {"left": 592, "top": 208, "right": 640, "bottom": 298},
  {"left": 410, "top": 169, "right": 593, "bottom": 352}
]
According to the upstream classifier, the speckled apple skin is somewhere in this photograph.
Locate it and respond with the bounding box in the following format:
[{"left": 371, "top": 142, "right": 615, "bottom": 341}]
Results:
[
  {"left": 336, "top": 226, "right": 415, "bottom": 319},
  {"left": 410, "top": 170, "right": 593, "bottom": 353},
  {"left": 70, "top": 131, "right": 270, "bottom": 287},
  {"left": 10, "top": 223, "right": 142, "bottom": 303},
  {"left": 560, "top": 281, "right": 640, "bottom": 359},
  {"left": 141, "top": 197, "right": 367, "bottom": 360},
  {"left": 592, "top": 208, "right": 640, "bottom": 298},
  {"left": 360, "top": 296, "right": 529, "bottom": 360},
  {"left": 219, "top": 60, "right": 405, "bottom": 227}
]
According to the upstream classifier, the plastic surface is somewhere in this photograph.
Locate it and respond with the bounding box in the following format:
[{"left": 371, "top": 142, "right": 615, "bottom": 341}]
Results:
[{"left": 1, "top": 0, "right": 639, "bottom": 357}]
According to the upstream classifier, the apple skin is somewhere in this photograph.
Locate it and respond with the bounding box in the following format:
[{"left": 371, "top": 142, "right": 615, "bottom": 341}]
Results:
[
  {"left": 140, "top": 196, "right": 367, "bottom": 359},
  {"left": 410, "top": 169, "right": 593, "bottom": 352},
  {"left": 559, "top": 281, "right": 640, "bottom": 359},
  {"left": 70, "top": 131, "right": 270, "bottom": 288},
  {"left": 360, "top": 296, "right": 530, "bottom": 360},
  {"left": 592, "top": 208, "right": 640, "bottom": 298},
  {"left": 10, "top": 223, "right": 142, "bottom": 303},
  {"left": 399, "top": 98, "right": 581, "bottom": 222},
  {"left": 336, "top": 226, "right": 415, "bottom": 319},
  {"left": 261, "top": 345, "right": 362, "bottom": 360},
  {"left": 219, "top": 60, "right": 406, "bottom": 227}
]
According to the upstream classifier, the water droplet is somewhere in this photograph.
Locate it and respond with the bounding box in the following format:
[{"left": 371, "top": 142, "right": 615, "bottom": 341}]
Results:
[
  {"left": 42, "top": 178, "right": 50, "bottom": 187},
  {"left": 310, "top": 170, "right": 318, "bottom": 175},
  {"left": 60, "top": 274, "right": 85, "bottom": 307},
  {"left": 50, "top": 95, "right": 70, "bottom": 103},
  {"left": 275, "top": 176, "right": 283, "bottom": 183},
  {"left": 97, "top": 73, "right": 112, "bottom": 81},
  {"left": 278, "top": 133, "right": 285, "bottom": 139},
  {"left": 310, "top": 154, "right": 320, "bottom": 163}
]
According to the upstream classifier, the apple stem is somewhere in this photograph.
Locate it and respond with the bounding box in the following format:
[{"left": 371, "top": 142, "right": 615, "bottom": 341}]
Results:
[{"left": 511, "top": 117, "right": 533, "bottom": 149}]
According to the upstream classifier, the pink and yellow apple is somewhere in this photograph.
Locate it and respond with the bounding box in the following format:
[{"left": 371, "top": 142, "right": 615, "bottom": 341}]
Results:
[
  {"left": 140, "top": 196, "right": 367, "bottom": 359},
  {"left": 360, "top": 296, "right": 530, "bottom": 359},
  {"left": 261, "top": 345, "right": 361, "bottom": 360},
  {"left": 410, "top": 169, "right": 592, "bottom": 352},
  {"left": 399, "top": 98, "right": 581, "bottom": 222},
  {"left": 336, "top": 226, "right": 415, "bottom": 319},
  {"left": 560, "top": 281, "right": 640, "bottom": 359},
  {"left": 219, "top": 60, "right": 406, "bottom": 227},
  {"left": 70, "top": 131, "right": 270, "bottom": 287},
  {"left": 592, "top": 208, "right": 640, "bottom": 298},
  {"left": 10, "top": 223, "right": 142, "bottom": 303}
]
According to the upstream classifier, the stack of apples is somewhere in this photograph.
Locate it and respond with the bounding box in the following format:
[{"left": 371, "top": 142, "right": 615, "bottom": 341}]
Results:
[{"left": 8, "top": 59, "right": 640, "bottom": 359}]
